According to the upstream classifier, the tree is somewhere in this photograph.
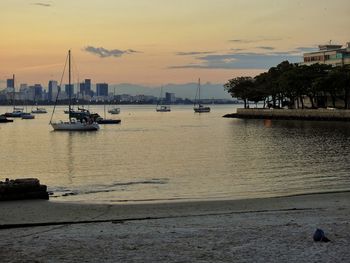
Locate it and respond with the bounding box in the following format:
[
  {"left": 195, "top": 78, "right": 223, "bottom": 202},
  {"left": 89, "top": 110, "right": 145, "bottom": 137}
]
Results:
[{"left": 224, "top": 77, "right": 255, "bottom": 108}]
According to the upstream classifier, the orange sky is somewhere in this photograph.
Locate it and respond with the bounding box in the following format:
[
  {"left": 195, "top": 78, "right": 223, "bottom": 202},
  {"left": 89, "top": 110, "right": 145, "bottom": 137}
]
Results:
[{"left": 0, "top": 0, "right": 349, "bottom": 87}]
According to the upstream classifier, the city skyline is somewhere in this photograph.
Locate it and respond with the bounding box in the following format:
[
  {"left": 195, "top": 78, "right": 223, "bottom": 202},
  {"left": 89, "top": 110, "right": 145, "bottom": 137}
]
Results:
[{"left": 1, "top": 0, "right": 350, "bottom": 86}]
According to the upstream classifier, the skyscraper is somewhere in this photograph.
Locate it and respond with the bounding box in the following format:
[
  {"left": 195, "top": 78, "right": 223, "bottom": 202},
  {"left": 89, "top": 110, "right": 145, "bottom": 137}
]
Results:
[
  {"left": 48, "top": 80, "right": 58, "bottom": 101},
  {"left": 96, "top": 83, "right": 108, "bottom": 97},
  {"left": 7, "top": 78, "right": 14, "bottom": 89},
  {"left": 165, "top": 92, "right": 176, "bottom": 103},
  {"left": 84, "top": 79, "right": 92, "bottom": 96},
  {"left": 65, "top": 84, "right": 74, "bottom": 98}
]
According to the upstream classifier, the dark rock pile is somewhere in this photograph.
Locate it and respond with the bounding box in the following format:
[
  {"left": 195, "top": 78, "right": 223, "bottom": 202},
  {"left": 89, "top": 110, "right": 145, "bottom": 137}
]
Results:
[{"left": 0, "top": 178, "right": 49, "bottom": 201}]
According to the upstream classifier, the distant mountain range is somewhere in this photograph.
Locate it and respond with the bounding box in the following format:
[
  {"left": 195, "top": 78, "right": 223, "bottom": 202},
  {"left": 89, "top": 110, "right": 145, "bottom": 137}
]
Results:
[{"left": 109, "top": 83, "right": 232, "bottom": 100}]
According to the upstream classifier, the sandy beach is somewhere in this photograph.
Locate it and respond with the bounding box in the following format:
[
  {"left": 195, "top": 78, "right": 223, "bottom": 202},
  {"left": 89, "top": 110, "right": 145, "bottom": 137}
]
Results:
[{"left": 0, "top": 192, "right": 349, "bottom": 262}]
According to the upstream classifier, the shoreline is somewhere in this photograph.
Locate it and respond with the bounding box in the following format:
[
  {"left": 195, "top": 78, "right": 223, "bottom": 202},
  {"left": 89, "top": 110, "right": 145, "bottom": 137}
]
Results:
[
  {"left": 224, "top": 108, "right": 350, "bottom": 121},
  {"left": 1, "top": 191, "right": 349, "bottom": 226},
  {"left": 1, "top": 191, "right": 349, "bottom": 262}
]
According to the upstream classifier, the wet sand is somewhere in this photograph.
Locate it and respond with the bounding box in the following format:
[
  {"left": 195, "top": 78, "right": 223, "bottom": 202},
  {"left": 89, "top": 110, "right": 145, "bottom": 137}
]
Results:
[{"left": 0, "top": 192, "right": 349, "bottom": 262}]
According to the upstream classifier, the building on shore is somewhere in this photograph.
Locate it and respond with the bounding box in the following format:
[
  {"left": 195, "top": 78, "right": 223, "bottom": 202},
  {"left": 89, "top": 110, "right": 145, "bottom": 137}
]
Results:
[{"left": 302, "top": 42, "right": 350, "bottom": 67}]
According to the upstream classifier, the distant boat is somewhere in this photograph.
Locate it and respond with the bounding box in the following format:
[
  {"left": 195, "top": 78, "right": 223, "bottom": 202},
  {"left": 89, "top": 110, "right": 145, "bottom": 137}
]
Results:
[
  {"left": 31, "top": 107, "right": 47, "bottom": 114},
  {"left": 108, "top": 107, "right": 120, "bottom": 114},
  {"left": 193, "top": 78, "right": 210, "bottom": 113},
  {"left": 156, "top": 86, "right": 171, "bottom": 112},
  {"left": 4, "top": 108, "right": 24, "bottom": 118},
  {"left": 4, "top": 75, "right": 25, "bottom": 117},
  {"left": 21, "top": 95, "right": 35, "bottom": 120},
  {"left": 97, "top": 118, "right": 121, "bottom": 124},
  {"left": 156, "top": 105, "right": 171, "bottom": 112},
  {"left": 108, "top": 87, "right": 121, "bottom": 115},
  {"left": 21, "top": 112, "right": 35, "bottom": 119},
  {"left": 0, "top": 114, "right": 13, "bottom": 123},
  {"left": 97, "top": 104, "right": 121, "bottom": 125},
  {"left": 50, "top": 50, "right": 99, "bottom": 131}
]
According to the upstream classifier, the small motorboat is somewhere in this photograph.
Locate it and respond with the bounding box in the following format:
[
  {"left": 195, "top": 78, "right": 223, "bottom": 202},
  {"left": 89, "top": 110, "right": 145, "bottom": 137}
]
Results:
[
  {"left": 156, "top": 105, "right": 171, "bottom": 112},
  {"left": 31, "top": 107, "right": 47, "bottom": 114},
  {"left": 0, "top": 114, "right": 14, "bottom": 123},
  {"left": 97, "top": 118, "right": 121, "bottom": 124}
]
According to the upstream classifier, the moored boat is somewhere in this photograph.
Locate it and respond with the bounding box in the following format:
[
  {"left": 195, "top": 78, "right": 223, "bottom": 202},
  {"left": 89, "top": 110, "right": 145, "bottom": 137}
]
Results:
[
  {"left": 156, "top": 86, "right": 171, "bottom": 112},
  {"left": 193, "top": 78, "right": 210, "bottom": 113},
  {"left": 0, "top": 114, "right": 13, "bottom": 123},
  {"left": 97, "top": 118, "right": 121, "bottom": 124},
  {"left": 50, "top": 50, "right": 99, "bottom": 131},
  {"left": 21, "top": 113, "right": 35, "bottom": 119},
  {"left": 31, "top": 107, "right": 47, "bottom": 114},
  {"left": 156, "top": 105, "right": 171, "bottom": 112}
]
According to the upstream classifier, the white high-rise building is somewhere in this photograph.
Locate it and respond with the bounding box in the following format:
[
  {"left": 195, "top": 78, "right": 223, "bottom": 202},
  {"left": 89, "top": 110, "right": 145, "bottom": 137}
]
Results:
[{"left": 48, "top": 80, "right": 59, "bottom": 101}]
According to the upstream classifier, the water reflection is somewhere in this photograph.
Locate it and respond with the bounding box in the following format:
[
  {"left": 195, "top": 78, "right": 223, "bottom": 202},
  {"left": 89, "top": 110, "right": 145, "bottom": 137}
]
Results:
[{"left": 2, "top": 105, "right": 350, "bottom": 203}]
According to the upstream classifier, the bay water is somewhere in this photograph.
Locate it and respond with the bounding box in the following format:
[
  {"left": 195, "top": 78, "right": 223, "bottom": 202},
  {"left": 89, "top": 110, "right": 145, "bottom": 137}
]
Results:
[{"left": 1, "top": 105, "right": 350, "bottom": 203}]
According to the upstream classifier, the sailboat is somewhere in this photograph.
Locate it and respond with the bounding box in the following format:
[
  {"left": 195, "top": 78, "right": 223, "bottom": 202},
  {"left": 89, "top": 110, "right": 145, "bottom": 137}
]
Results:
[
  {"left": 193, "top": 78, "right": 210, "bottom": 113},
  {"left": 4, "top": 74, "right": 25, "bottom": 118},
  {"left": 50, "top": 50, "right": 99, "bottom": 131},
  {"left": 108, "top": 87, "right": 120, "bottom": 114},
  {"left": 97, "top": 104, "right": 121, "bottom": 124},
  {"left": 31, "top": 103, "right": 47, "bottom": 114},
  {"left": 21, "top": 93, "right": 35, "bottom": 119},
  {"left": 156, "top": 86, "right": 171, "bottom": 112}
]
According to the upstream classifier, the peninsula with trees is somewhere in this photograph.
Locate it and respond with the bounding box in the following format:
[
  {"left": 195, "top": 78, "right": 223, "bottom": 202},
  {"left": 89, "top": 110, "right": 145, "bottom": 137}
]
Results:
[{"left": 223, "top": 43, "right": 350, "bottom": 121}]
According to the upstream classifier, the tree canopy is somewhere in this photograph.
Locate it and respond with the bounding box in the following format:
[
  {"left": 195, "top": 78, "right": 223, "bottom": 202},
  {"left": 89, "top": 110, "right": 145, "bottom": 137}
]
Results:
[{"left": 224, "top": 61, "right": 350, "bottom": 109}]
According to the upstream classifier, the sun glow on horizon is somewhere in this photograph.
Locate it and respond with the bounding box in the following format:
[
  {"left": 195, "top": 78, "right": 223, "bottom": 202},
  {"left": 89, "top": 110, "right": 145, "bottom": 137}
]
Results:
[{"left": 1, "top": 0, "right": 349, "bottom": 86}]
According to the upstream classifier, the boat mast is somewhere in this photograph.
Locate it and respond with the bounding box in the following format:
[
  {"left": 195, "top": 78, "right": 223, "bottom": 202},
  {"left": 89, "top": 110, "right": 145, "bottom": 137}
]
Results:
[
  {"left": 68, "top": 50, "right": 71, "bottom": 122},
  {"left": 160, "top": 86, "right": 163, "bottom": 106},
  {"left": 198, "top": 78, "right": 201, "bottom": 106},
  {"left": 12, "top": 74, "right": 15, "bottom": 111}
]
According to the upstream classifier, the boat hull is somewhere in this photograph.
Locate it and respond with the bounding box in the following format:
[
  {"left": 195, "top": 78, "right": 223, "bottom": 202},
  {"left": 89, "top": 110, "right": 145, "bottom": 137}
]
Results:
[
  {"left": 97, "top": 119, "right": 121, "bottom": 124},
  {"left": 156, "top": 106, "right": 171, "bottom": 112},
  {"left": 4, "top": 112, "right": 23, "bottom": 118},
  {"left": 31, "top": 110, "right": 47, "bottom": 114},
  {"left": 194, "top": 107, "right": 211, "bottom": 113},
  {"left": 51, "top": 121, "right": 99, "bottom": 131},
  {"left": 22, "top": 114, "right": 35, "bottom": 119},
  {"left": 108, "top": 108, "right": 120, "bottom": 114}
]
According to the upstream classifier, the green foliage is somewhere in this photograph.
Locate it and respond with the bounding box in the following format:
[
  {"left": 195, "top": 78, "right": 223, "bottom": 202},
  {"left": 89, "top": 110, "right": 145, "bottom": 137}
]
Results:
[{"left": 224, "top": 61, "right": 350, "bottom": 109}]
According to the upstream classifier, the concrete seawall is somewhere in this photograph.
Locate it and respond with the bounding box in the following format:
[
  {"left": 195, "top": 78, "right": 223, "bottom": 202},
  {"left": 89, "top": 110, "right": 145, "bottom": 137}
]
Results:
[{"left": 223, "top": 108, "right": 350, "bottom": 121}]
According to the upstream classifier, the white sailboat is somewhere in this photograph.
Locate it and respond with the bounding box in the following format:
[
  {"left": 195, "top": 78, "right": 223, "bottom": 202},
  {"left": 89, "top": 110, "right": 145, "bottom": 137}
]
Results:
[
  {"left": 108, "top": 87, "right": 120, "bottom": 114},
  {"left": 4, "top": 74, "right": 25, "bottom": 118},
  {"left": 156, "top": 86, "right": 171, "bottom": 112},
  {"left": 50, "top": 50, "right": 99, "bottom": 131},
  {"left": 31, "top": 104, "right": 47, "bottom": 114},
  {"left": 22, "top": 93, "right": 35, "bottom": 119},
  {"left": 193, "top": 78, "right": 210, "bottom": 113}
]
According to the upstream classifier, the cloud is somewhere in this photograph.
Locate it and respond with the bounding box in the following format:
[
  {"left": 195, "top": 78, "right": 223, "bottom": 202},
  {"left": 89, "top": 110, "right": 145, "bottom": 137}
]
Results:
[
  {"left": 169, "top": 51, "right": 301, "bottom": 69},
  {"left": 84, "top": 46, "right": 141, "bottom": 58},
  {"left": 175, "top": 51, "right": 215, "bottom": 56},
  {"left": 295, "top": 46, "right": 318, "bottom": 53},
  {"left": 32, "top": 2, "right": 52, "bottom": 7},
  {"left": 256, "top": 46, "right": 275, "bottom": 50},
  {"left": 229, "top": 38, "right": 282, "bottom": 44},
  {"left": 230, "top": 48, "right": 245, "bottom": 52}
]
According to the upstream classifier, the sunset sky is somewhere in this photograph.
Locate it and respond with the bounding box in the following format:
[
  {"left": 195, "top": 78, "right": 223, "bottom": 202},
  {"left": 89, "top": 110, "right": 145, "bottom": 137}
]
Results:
[{"left": 0, "top": 0, "right": 349, "bottom": 87}]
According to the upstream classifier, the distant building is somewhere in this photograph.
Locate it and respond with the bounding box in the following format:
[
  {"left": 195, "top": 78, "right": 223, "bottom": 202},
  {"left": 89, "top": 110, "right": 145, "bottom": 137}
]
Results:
[
  {"left": 78, "top": 79, "right": 94, "bottom": 98},
  {"left": 302, "top": 42, "right": 350, "bottom": 66},
  {"left": 165, "top": 92, "right": 176, "bottom": 103},
  {"left": 33, "top": 84, "right": 43, "bottom": 101},
  {"left": 48, "top": 80, "right": 58, "bottom": 101},
  {"left": 96, "top": 83, "right": 108, "bottom": 97},
  {"left": 65, "top": 84, "right": 74, "bottom": 98},
  {"left": 19, "top": 84, "right": 28, "bottom": 93},
  {"left": 7, "top": 78, "right": 14, "bottom": 89}
]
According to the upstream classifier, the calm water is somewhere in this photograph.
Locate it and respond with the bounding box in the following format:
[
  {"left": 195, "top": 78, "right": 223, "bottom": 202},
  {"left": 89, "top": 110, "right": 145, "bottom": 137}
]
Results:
[{"left": 1, "top": 105, "right": 350, "bottom": 204}]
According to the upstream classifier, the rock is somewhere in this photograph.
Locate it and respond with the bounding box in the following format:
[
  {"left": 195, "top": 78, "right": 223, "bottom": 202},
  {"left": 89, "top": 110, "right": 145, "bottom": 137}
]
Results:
[
  {"left": 0, "top": 178, "right": 49, "bottom": 201},
  {"left": 313, "top": 228, "right": 330, "bottom": 242}
]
